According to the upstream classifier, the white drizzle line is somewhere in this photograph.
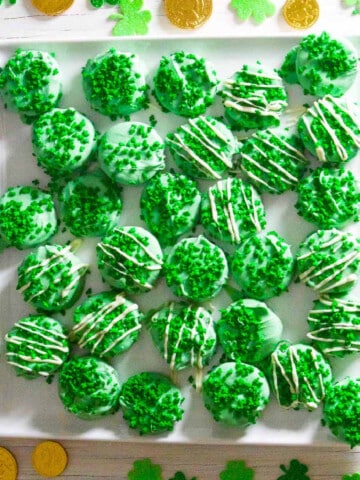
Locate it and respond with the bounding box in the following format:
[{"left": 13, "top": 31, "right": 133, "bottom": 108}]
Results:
[{"left": 208, "top": 179, "right": 241, "bottom": 243}]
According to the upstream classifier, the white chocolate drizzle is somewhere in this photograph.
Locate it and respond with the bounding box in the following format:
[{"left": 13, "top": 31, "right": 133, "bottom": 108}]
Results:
[{"left": 5, "top": 318, "right": 68, "bottom": 377}]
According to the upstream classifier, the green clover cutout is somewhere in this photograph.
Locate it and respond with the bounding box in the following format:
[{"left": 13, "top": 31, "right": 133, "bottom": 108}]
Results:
[
  {"left": 109, "top": 0, "right": 152, "bottom": 36},
  {"left": 277, "top": 459, "right": 311, "bottom": 480},
  {"left": 343, "top": 475, "right": 360, "bottom": 480},
  {"left": 169, "top": 472, "right": 197, "bottom": 480},
  {"left": 128, "top": 459, "right": 163, "bottom": 480},
  {"left": 220, "top": 460, "right": 255, "bottom": 480},
  {"left": 230, "top": 0, "right": 276, "bottom": 24},
  {"left": 90, "top": 0, "right": 119, "bottom": 8},
  {"left": 343, "top": 0, "right": 360, "bottom": 14}
]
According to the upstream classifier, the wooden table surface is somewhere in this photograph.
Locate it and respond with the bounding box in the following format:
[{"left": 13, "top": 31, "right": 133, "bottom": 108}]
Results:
[{"left": 1, "top": 1, "right": 360, "bottom": 478}]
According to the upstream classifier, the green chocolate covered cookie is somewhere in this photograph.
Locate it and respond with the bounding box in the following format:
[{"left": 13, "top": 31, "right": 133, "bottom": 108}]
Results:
[
  {"left": 0, "top": 185, "right": 57, "bottom": 250},
  {"left": 296, "top": 229, "right": 360, "bottom": 296},
  {"left": 82, "top": 49, "right": 149, "bottom": 120},
  {"left": 32, "top": 108, "right": 97, "bottom": 177},
  {"left": 119, "top": 372, "right": 185, "bottom": 435},
  {"left": 5, "top": 315, "right": 70, "bottom": 379},
  {"left": 166, "top": 116, "right": 237, "bottom": 180},
  {"left": 58, "top": 356, "right": 121, "bottom": 419},
  {"left": 96, "top": 226, "right": 163, "bottom": 293},
  {"left": 98, "top": 122, "right": 165, "bottom": 185},
  {"left": 153, "top": 51, "right": 219, "bottom": 118},
  {"left": 201, "top": 177, "right": 266, "bottom": 245},
  {"left": 202, "top": 361, "right": 270, "bottom": 426}
]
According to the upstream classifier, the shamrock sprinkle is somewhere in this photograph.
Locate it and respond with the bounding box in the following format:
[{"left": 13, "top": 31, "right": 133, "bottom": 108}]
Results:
[
  {"left": 90, "top": 0, "right": 119, "bottom": 8},
  {"left": 220, "top": 460, "right": 255, "bottom": 480},
  {"left": 344, "top": 0, "right": 360, "bottom": 15},
  {"left": 277, "top": 459, "right": 311, "bottom": 480},
  {"left": 230, "top": 0, "right": 276, "bottom": 23},
  {"left": 128, "top": 459, "right": 163, "bottom": 480},
  {"left": 109, "top": 0, "right": 152, "bottom": 36}
]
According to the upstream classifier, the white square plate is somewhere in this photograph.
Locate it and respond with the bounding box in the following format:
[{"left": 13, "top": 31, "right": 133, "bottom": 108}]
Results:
[{"left": 0, "top": 35, "right": 360, "bottom": 445}]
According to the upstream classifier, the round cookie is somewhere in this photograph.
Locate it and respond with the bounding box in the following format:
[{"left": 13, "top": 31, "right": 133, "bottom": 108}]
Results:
[
  {"left": 0, "top": 185, "right": 58, "bottom": 250},
  {"left": 307, "top": 295, "right": 360, "bottom": 357},
  {"left": 59, "top": 171, "right": 122, "bottom": 238},
  {"left": 32, "top": 108, "right": 97, "bottom": 177},
  {"left": 295, "top": 32, "right": 358, "bottom": 98},
  {"left": 148, "top": 302, "right": 216, "bottom": 387},
  {"left": 216, "top": 299, "right": 283, "bottom": 364},
  {"left": 17, "top": 244, "right": 88, "bottom": 312},
  {"left": 297, "top": 95, "right": 360, "bottom": 165},
  {"left": 96, "top": 226, "right": 163, "bottom": 293},
  {"left": 202, "top": 361, "right": 270, "bottom": 426},
  {"left": 200, "top": 177, "right": 266, "bottom": 245},
  {"left": 119, "top": 372, "right": 185, "bottom": 435},
  {"left": 221, "top": 64, "right": 288, "bottom": 131},
  {"left": 82, "top": 49, "right": 149, "bottom": 120},
  {"left": 296, "top": 229, "right": 360, "bottom": 296},
  {"left": 269, "top": 341, "right": 332, "bottom": 411},
  {"left": 153, "top": 51, "right": 219, "bottom": 118},
  {"left": 71, "top": 291, "right": 143, "bottom": 359},
  {"left": 166, "top": 116, "right": 237, "bottom": 180},
  {"left": 0, "top": 49, "right": 62, "bottom": 122},
  {"left": 239, "top": 129, "right": 308, "bottom": 194},
  {"left": 323, "top": 377, "right": 360, "bottom": 448},
  {"left": 164, "top": 235, "right": 228, "bottom": 303},
  {"left": 5, "top": 315, "right": 70, "bottom": 379},
  {"left": 295, "top": 167, "right": 360, "bottom": 229},
  {"left": 231, "top": 231, "right": 294, "bottom": 301},
  {"left": 58, "top": 356, "right": 121, "bottom": 419},
  {"left": 140, "top": 171, "right": 201, "bottom": 247},
  {"left": 98, "top": 122, "right": 165, "bottom": 185}
]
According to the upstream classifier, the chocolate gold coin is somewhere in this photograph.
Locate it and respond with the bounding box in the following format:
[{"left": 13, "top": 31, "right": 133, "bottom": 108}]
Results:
[
  {"left": 32, "top": 441, "right": 68, "bottom": 478},
  {"left": 164, "top": 0, "right": 213, "bottom": 29},
  {"left": 0, "top": 447, "right": 17, "bottom": 480},
  {"left": 31, "top": 0, "right": 74, "bottom": 15},
  {"left": 283, "top": 0, "right": 320, "bottom": 29}
]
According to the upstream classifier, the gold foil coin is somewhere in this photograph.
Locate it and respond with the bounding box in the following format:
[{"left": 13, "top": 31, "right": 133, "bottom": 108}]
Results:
[
  {"left": 0, "top": 447, "right": 17, "bottom": 480},
  {"left": 31, "top": 0, "right": 74, "bottom": 16},
  {"left": 283, "top": 0, "right": 320, "bottom": 29},
  {"left": 164, "top": 0, "right": 213, "bottom": 29},
  {"left": 32, "top": 441, "right": 68, "bottom": 478}
]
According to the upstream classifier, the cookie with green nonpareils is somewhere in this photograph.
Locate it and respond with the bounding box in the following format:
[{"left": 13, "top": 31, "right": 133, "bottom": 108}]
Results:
[
  {"left": 202, "top": 361, "right": 270, "bottom": 426},
  {"left": 164, "top": 235, "right": 228, "bottom": 302},
  {"left": 32, "top": 108, "right": 97, "bottom": 177},
  {"left": 98, "top": 121, "right": 165, "bottom": 185},
  {"left": 153, "top": 51, "right": 219, "bottom": 118},
  {"left": 58, "top": 356, "right": 121, "bottom": 419},
  {"left": 216, "top": 299, "right": 283, "bottom": 364},
  {"left": 119, "top": 372, "right": 185, "bottom": 435},
  {"left": 0, "top": 185, "right": 57, "bottom": 250},
  {"left": 0, "top": 49, "right": 61, "bottom": 122},
  {"left": 82, "top": 49, "right": 149, "bottom": 120},
  {"left": 59, "top": 171, "right": 122, "bottom": 238}
]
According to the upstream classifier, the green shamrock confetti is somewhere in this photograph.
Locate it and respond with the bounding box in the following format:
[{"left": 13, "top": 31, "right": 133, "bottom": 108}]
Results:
[
  {"left": 343, "top": 475, "right": 360, "bottom": 480},
  {"left": 220, "top": 461, "right": 255, "bottom": 480},
  {"left": 109, "top": 0, "right": 152, "bottom": 36},
  {"left": 169, "top": 472, "right": 197, "bottom": 480},
  {"left": 128, "top": 459, "right": 163, "bottom": 480},
  {"left": 343, "top": 0, "right": 360, "bottom": 15},
  {"left": 277, "top": 459, "right": 311, "bottom": 480},
  {"left": 230, "top": 0, "right": 276, "bottom": 24},
  {"left": 90, "top": 0, "right": 119, "bottom": 8}
]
